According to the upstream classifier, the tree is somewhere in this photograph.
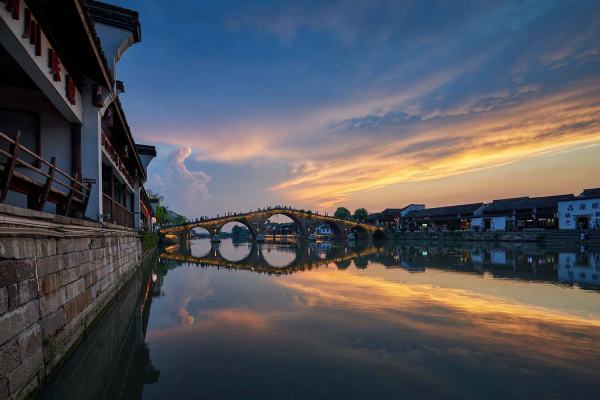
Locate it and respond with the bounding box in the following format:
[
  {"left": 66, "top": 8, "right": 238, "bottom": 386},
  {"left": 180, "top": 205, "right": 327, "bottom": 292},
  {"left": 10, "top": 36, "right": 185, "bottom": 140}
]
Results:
[
  {"left": 231, "top": 225, "right": 250, "bottom": 238},
  {"left": 334, "top": 207, "right": 351, "bottom": 219},
  {"left": 353, "top": 208, "right": 369, "bottom": 222}
]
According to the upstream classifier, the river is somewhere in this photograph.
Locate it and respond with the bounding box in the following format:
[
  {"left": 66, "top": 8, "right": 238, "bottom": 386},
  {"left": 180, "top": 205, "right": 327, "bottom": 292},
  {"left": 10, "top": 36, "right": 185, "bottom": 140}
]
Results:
[{"left": 39, "top": 238, "right": 600, "bottom": 399}]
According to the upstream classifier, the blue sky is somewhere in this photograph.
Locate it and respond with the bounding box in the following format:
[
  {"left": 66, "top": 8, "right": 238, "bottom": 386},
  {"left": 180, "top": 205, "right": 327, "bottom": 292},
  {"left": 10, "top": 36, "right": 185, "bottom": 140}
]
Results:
[{"left": 113, "top": 0, "right": 600, "bottom": 217}]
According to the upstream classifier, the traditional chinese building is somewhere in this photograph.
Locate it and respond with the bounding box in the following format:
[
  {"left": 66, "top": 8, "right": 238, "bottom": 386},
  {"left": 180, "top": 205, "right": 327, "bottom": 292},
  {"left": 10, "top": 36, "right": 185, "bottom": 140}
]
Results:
[
  {"left": 474, "top": 194, "right": 575, "bottom": 231},
  {"left": 403, "top": 203, "right": 485, "bottom": 231},
  {"left": 0, "top": 0, "right": 155, "bottom": 230},
  {"left": 367, "top": 204, "right": 424, "bottom": 231},
  {"left": 558, "top": 188, "right": 600, "bottom": 230}
]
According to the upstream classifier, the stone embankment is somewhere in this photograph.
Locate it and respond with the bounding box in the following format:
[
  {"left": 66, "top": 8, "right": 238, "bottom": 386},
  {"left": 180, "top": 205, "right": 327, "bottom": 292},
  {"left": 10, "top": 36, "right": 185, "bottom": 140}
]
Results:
[
  {"left": 394, "top": 230, "right": 600, "bottom": 246},
  {"left": 0, "top": 204, "right": 151, "bottom": 399}
]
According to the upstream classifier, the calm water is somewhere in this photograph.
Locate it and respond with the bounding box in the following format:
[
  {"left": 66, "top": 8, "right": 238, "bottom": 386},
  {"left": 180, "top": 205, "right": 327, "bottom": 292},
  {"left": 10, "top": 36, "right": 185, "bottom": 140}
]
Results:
[{"left": 40, "top": 239, "right": 600, "bottom": 399}]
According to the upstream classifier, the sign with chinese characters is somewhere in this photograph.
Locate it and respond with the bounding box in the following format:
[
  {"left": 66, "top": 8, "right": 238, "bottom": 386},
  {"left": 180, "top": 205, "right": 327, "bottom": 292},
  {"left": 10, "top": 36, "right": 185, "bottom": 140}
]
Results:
[{"left": 558, "top": 198, "right": 600, "bottom": 230}]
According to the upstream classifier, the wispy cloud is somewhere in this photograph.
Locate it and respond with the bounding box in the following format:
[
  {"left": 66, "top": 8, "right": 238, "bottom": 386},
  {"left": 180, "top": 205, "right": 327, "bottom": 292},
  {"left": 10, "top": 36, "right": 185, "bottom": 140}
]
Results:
[
  {"left": 148, "top": 147, "right": 211, "bottom": 215},
  {"left": 127, "top": 0, "right": 600, "bottom": 215}
]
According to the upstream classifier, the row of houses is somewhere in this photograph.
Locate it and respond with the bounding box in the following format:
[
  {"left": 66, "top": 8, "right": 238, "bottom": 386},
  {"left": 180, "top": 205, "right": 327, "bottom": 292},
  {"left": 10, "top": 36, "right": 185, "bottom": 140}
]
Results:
[
  {"left": 0, "top": 0, "right": 155, "bottom": 230},
  {"left": 368, "top": 188, "right": 600, "bottom": 232}
]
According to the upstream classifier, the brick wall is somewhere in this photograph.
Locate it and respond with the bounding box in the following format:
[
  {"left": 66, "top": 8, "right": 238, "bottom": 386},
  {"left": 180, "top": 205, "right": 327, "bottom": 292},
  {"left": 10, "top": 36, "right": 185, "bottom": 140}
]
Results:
[{"left": 0, "top": 205, "right": 145, "bottom": 400}]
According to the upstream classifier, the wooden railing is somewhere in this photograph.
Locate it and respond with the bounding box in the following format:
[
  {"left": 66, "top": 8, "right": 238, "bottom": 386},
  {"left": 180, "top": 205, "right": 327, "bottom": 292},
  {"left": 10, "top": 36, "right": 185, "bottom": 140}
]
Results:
[
  {"left": 0, "top": 131, "right": 92, "bottom": 216},
  {"left": 102, "top": 193, "right": 134, "bottom": 228}
]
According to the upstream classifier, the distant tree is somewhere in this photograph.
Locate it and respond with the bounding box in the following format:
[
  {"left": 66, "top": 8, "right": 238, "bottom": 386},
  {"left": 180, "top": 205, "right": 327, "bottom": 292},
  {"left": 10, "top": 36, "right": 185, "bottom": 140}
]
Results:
[
  {"left": 231, "top": 225, "right": 250, "bottom": 238},
  {"left": 353, "top": 208, "right": 369, "bottom": 222},
  {"left": 334, "top": 207, "right": 351, "bottom": 219}
]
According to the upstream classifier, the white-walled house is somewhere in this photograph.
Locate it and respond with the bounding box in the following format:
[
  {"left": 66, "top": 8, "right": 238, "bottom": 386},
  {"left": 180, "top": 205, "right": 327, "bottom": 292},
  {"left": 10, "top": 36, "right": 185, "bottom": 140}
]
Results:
[
  {"left": 558, "top": 188, "right": 600, "bottom": 230},
  {"left": 315, "top": 224, "right": 333, "bottom": 236},
  {"left": 368, "top": 204, "right": 425, "bottom": 231},
  {"left": 0, "top": 1, "right": 155, "bottom": 229}
]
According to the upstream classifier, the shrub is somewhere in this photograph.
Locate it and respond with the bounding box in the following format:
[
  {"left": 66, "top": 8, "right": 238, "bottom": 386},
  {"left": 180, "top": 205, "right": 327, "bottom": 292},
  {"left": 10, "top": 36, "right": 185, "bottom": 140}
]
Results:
[{"left": 142, "top": 232, "right": 159, "bottom": 253}]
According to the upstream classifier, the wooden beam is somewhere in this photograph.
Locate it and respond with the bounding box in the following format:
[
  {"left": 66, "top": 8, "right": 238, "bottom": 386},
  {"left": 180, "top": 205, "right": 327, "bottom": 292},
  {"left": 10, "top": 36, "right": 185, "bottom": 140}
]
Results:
[
  {"left": 37, "top": 156, "right": 56, "bottom": 211},
  {"left": 61, "top": 171, "right": 78, "bottom": 216},
  {"left": 0, "top": 131, "right": 21, "bottom": 203}
]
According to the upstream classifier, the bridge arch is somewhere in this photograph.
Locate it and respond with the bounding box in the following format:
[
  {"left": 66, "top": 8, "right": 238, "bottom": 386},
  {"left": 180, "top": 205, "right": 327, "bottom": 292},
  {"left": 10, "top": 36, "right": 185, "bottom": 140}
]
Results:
[
  {"left": 260, "top": 243, "right": 299, "bottom": 267},
  {"left": 262, "top": 211, "right": 306, "bottom": 238},
  {"left": 372, "top": 229, "right": 386, "bottom": 241},
  {"left": 217, "top": 220, "right": 256, "bottom": 239},
  {"left": 217, "top": 240, "right": 254, "bottom": 262},
  {"left": 349, "top": 225, "right": 370, "bottom": 240},
  {"left": 189, "top": 237, "right": 212, "bottom": 258}
]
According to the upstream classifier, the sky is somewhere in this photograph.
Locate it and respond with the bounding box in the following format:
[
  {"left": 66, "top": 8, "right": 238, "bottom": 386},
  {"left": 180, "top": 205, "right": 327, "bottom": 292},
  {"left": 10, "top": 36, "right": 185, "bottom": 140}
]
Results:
[{"left": 113, "top": 0, "right": 600, "bottom": 218}]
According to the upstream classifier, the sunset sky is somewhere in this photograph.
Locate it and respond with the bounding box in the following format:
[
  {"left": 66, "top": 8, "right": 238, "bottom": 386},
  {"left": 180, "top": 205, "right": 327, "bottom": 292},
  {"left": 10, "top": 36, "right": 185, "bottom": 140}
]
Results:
[{"left": 115, "top": 0, "right": 600, "bottom": 217}]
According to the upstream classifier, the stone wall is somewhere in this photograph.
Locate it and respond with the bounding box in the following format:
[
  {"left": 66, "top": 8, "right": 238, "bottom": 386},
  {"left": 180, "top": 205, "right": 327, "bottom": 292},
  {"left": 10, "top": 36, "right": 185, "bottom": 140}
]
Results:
[
  {"left": 0, "top": 204, "right": 147, "bottom": 399},
  {"left": 394, "top": 230, "right": 600, "bottom": 246}
]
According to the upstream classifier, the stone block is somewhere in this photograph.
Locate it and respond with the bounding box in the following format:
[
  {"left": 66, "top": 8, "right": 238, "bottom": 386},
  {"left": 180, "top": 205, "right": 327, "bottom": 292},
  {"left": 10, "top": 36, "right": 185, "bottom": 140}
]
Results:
[
  {"left": 39, "top": 273, "right": 60, "bottom": 297},
  {"left": 73, "top": 238, "right": 91, "bottom": 252},
  {"left": 8, "top": 279, "right": 38, "bottom": 311},
  {"left": 84, "top": 270, "right": 98, "bottom": 289},
  {"left": 58, "top": 265, "right": 80, "bottom": 286},
  {"left": 62, "top": 252, "right": 82, "bottom": 270},
  {"left": 39, "top": 287, "right": 66, "bottom": 317},
  {"left": 0, "top": 287, "right": 7, "bottom": 315},
  {"left": 13, "top": 374, "right": 38, "bottom": 400},
  {"left": 64, "top": 289, "right": 93, "bottom": 322},
  {"left": 65, "top": 278, "right": 85, "bottom": 302},
  {"left": 0, "top": 260, "right": 35, "bottom": 288},
  {"left": 0, "top": 237, "right": 34, "bottom": 259},
  {"left": 36, "top": 255, "right": 63, "bottom": 277},
  {"left": 56, "top": 238, "right": 74, "bottom": 255},
  {"left": 40, "top": 308, "right": 66, "bottom": 340},
  {"left": 7, "top": 348, "right": 42, "bottom": 396},
  {"left": 17, "top": 324, "right": 42, "bottom": 358},
  {"left": 0, "top": 377, "right": 8, "bottom": 400},
  {"left": 0, "top": 301, "right": 39, "bottom": 346},
  {"left": 0, "top": 339, "right": 20, "bottom": 376},
  {"left": 34, "top": 238, "right": 57, "bottom": 258}
]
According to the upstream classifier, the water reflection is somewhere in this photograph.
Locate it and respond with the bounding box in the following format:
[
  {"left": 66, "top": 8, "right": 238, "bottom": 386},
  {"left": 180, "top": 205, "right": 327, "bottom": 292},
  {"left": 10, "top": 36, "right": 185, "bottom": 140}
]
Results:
[
  {"left": 39, "top": 257, "right": 160, "bottom": 400},
  {"left": 163, "top": 238, "right": 600, "bottom": 289},
  {"left": 40, "top": 241, "right": 600, "bottom": 400}
]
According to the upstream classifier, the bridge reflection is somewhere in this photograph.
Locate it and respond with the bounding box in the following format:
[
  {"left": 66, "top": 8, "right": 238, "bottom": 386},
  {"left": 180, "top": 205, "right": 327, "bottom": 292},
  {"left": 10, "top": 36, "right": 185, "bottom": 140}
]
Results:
[
  {"left": 160, "top": 240, "right": 600, "bottom": 289},
  {"left": 161, "top": 240, "right": 380, "bottom": 275}
]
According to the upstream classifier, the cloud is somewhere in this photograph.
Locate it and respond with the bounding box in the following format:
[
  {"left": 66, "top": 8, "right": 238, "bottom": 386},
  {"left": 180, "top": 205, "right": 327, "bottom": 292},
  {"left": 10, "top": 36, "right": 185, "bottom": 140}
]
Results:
[
  {"left": 272, "top": 82, "right": 600, "bottom": 207},
  {"left": 148, "top": 147, "right": 211, "bottom": 216},
  {"left": 132, "top": 0, "right": 600, "bottom": 214}
]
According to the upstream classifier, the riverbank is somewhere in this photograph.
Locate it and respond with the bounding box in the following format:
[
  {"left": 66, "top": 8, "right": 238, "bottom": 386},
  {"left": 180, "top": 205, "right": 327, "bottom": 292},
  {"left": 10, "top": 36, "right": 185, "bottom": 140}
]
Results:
[
  {"left": 0, "top": 204, "right": 156, "bottom": 399},
  {"left": 393, "top": 230, "right": 600, "bottom": 246}
]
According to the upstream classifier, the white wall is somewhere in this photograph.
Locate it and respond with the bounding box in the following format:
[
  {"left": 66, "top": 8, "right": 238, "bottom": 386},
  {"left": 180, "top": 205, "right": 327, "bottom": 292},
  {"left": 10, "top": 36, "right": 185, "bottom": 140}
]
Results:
[
  {"left": 558, "top": 198, "right": 600, "bottom": 230},
  {"left": 471, "top": 217, "right": 484, "bottom": 230},
  {"left": 401, "top": 204, "right": 425, "bottom": 217},
  {"left": 491, "top": 216, "right": 507, "bottom": 231}
]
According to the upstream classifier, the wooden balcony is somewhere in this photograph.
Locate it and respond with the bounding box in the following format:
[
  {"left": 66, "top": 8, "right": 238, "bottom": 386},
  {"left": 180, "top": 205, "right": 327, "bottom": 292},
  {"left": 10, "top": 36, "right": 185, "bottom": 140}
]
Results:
[
  {"left": 0, "top": 131, "right": 92, "bottom": 216},
  {"left": 103, "top": 193, "right": 134, "bottom": 228}
]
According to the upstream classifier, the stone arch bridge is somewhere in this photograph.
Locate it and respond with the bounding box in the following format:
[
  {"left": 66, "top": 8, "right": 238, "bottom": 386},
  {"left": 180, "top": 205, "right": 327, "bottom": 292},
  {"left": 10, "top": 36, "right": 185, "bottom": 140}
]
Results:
[{"left": 159, "top": 208, "right": 386, "bottom": 241}]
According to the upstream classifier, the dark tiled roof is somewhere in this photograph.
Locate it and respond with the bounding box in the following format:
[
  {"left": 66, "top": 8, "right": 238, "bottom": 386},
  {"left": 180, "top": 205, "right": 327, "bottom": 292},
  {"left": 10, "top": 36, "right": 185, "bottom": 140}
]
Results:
[
  {"left": 580, "top": 188, "right": 600, "bottom": 198},
  {"left": 406, "top": 203, "right": 483, "bottom": 219},
  {"left": 369, "top": 205, "right": 425, "bottom": 220},
  {"left": 86, "top": 1, "right": 141, "bottom": 42},
  {"left": 483, "top": 194, "right": 575, "bottom": 213},
  {"left": 136, "top": 144, "right": 157, "bottom": 157}
]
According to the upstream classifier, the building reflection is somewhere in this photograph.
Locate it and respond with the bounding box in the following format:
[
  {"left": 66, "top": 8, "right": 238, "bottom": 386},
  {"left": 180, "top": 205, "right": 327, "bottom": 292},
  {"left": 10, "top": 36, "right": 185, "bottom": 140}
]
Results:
[
  {"left": 39, "top": 258, "right": 160, "bottom": 400},
  {"left": 161, "top": 239, "right": 600, "bottom": 290}
]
